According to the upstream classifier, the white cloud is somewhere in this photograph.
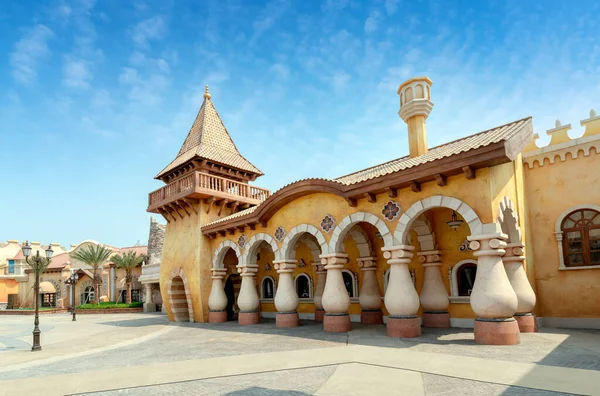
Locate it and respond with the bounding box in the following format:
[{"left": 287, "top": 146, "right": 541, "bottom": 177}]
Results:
[
  {"left": 269, "top": 63, "right": 290, "bottom": 80},
  {"left": 385, "top": 0, "right": 399, "bottom": 15},
  {"left": 10, "top": 24, "right": 53, "bottom": 84},
  {"left": 62, "top": 57, "right": 92, "bottom": 88},
  {"left": 133, "top": 15, "right": 167, "bottom": 47},
  {"left": 364, "top": 12, "right": 380, "bottom": 34},
  {"left": 119, "top": 67, "right": 139, "bottom": 84},
  {"left": 251, "top": 0, "right": 289, "bottom": 43}
]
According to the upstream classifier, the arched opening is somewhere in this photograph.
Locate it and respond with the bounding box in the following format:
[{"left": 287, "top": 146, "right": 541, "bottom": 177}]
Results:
[
  {"left": 222, "top": 247, "right": 240, "bottom": 320},
  {"left": 342, "top": 270, "right": 357, "bottom": 298},
  {"left": 295, "top": 273, "right": 312, "bottom": 299},
  {"left": 81, "top": 286, "right": 94, "bottom": 305},
  {"left": 169, "top": 276, "right": 189, "bottom": 322},
  {"left": 561, "top": 208, "right": 600, "bottom": 267},
  {"left": 457, "top": 263, "right": 477, "bottom": 296},
  {"left": 261, "top": 276, "right": 276, "bottom": 300}
]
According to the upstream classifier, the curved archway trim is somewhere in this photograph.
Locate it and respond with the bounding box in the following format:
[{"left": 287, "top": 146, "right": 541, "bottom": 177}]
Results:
[
  {"left": 243, "top": 233, "right": 279, "bottom": 264},
  {"left": 212, "top": 240, "right": 242, "bottom": 269},
  {"left": 328, "top": 212, "right": 394, "bottom": 253},
  {"left": 167, "top": 266, "right": 194, "bottom": 322},
  {"left": 279, "top": 224, "right": 328, "bottom": 260}
]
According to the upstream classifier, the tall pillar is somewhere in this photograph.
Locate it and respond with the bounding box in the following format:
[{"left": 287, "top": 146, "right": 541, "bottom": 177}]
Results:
[
  {"left": 237, "top": 264, "right": 260, "bottom": 325},
  {"left": 383, "top": 246, "right": 421, "bottom": 338},
  {"left": 321, "top": 253, "right": 351, "bottom": 332},
  {"left": 357, "top": 257, "right": 382, "bottom": 324},
  {"left": 503, "top": 243, "right": 537, "bottom": 332},
  {"left": 109, "top": 265, "right": 116, "bottom": 302},
  {"left": 273, "top": 260, "right": 299, "bottom": 328},
  {"left": 312, "top": 261, "right": 327, "bottom": 322},
  {"left": 468, "top": 223, "right": 520, "bottom": 345},
  {"left": 418, "top": 250, "right": 450, "bottom": 328},
  {"left": 208, "top": 268, "right": 228, "bottom": 323},
  {"left": 143, "top": 283, "right": 156, "bottom": 313}
]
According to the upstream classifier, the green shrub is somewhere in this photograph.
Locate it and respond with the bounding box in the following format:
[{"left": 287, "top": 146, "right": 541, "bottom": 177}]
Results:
[{"left": 76, "top": 301, "right": 143, "bottom": 309}]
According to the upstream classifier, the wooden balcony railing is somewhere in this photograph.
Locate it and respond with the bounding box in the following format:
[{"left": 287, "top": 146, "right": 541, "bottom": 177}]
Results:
[{"left": 148, "top": 171, "right": 270, "bottom": 210}]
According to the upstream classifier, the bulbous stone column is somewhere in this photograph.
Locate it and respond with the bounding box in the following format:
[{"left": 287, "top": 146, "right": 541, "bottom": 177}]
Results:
[
  {"left": 312, "top": 261, "right": 327, "bottom": 322},
  {"left": 504, "top": 243, "right": 537, "bottom": 333},
  {"left": 321, "top": 253, "right": 351, "bottom": 332},
  {"left": 208, "top": 268, "right": 228, "bottom": 323},
  {"left": 383, "top": 246, "right": 421, "bottom": 338},
  {"left": 418, "top": 250, "right": 450, "bottom": 328},
  {"left": 273, "top": 260, "right": 299, "bottom": 328},
  {"left": 357, "top": 257, "right": 382, "bottom": 324},
  {"left": 468, "top": 223, "right": 519, "bottom": 345},
  {"left": 236, "top": 264, "right": 260, "bottom": 325}
]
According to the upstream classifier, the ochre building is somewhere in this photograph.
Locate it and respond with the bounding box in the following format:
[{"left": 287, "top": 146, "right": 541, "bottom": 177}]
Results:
[{"left": 147, "top": 78, "right": 600, "bottom": 345}]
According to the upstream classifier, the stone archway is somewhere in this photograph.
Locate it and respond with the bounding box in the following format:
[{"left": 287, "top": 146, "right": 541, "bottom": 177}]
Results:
[
  {"left": 395, "top": 196, "right": 483, "bottom": 245},
  {"left": 280, "top": 224, "right": 328, "bottom": 260},
  {"left": 328, "top": 212, "right": 394, "bottom": 253},
  {"left": 243, "top": 233, "right": 279, "bottom": 264},
  {"left": 213, "top": 240, "right": 242, "bottom": 268},
  {"left": 348, "top": 225, "right": 372, "bottom": 257},
  {"left": 168, "top": 267, "right": 194, "bottom": 322}
]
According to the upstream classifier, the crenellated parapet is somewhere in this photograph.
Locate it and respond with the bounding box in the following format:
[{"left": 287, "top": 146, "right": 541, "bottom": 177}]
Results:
[{"left": 523, "top": 109, "right": 600, "bottom": 168}]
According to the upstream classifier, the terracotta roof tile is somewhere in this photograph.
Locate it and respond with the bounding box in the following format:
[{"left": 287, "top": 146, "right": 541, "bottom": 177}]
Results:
[
  {"left": 204, "top": 206, "right": 259, "bottom": 227},
  {"left": 156, "top": 96, "right": 262, "bottom": 179},
  {"left": 334, "top": 117, "right": 532, "bottom": 185}
]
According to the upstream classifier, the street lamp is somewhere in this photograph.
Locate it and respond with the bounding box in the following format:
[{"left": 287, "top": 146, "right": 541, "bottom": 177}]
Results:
[
  {"left": 65, "top": 271, "right": 79, "bottom": 321},
  {"left": 22, "top": 241, "right": 54, "bottom": 352}
]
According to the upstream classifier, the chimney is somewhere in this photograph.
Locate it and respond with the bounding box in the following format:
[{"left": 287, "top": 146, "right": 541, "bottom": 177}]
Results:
[{"left": 397, "top": 77, "right": 434, "bottom": 158}]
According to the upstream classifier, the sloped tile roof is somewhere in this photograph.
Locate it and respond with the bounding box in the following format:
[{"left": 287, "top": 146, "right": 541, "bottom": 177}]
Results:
[
  {"left": 156, "top": 95, "right": 262, "bottom": 179},
  {"left": 334, "top": 117, "right": 532, "bottom": 185},
  {"left": 204, "top": 206, "right": 259, "bottom": 227}
]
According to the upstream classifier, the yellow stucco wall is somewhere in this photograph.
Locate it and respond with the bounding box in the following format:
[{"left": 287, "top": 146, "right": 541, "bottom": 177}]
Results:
[
  {"left": 524, "top": 149, "right": 600, "bottom": 318},
  {"left": 0, "top": 279, "right": 18, "bottom": 303}
]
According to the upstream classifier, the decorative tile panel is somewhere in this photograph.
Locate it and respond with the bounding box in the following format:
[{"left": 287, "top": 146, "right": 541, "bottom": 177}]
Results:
[
  {"left": 320, "top": 215, "right": 336, "bottom": 233},
  {"left": 274, "top": 226, "right": 286, "bottom": 242},
  {"left": 238, "top": 234, "right": 248, "bottom": 249},
  {"left": 382, "top": 200, "right": 401, "bottom": 221}
]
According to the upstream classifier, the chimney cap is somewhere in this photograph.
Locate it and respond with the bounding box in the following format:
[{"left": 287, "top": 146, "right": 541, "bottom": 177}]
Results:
[{"left": 397, "top": 76, "right": 433, "bottom": 94}]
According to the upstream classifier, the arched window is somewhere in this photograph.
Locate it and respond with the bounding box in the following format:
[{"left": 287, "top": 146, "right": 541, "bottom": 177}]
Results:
[
  {"left": 561, "top": 209, "right": 600, "bottom": 267},
  {"left": 81, "top": 286, "right": 94, "bottom": 305},
  {"left": 457, "top": 264, "right": 477, "bottom": 296},
  {"left": 341, "top": 270, "right": 358, "bottom": 298},
  {"left": 449, "top": 260, "right": 477, "bottom": 303},
  {"left": 261, "top": 276, "right": 276, "bottom": 300},
  {"left": 295, "top": 273, "right": 312, "bottom": 299}
]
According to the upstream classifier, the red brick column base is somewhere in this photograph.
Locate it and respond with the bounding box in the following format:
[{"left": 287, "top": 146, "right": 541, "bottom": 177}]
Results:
[
  {"left": 360, "top": 310, "right": 383, "bottom": 324},
  {"left": 386, "top": 316, "right": 421, "bottom": 338},
  {"left": 323, "top": 313, "right": 351, "bottom": 332},
  {"left": 422, "top": 311, "right": 450, "bottom": 328},
  {"left": 474, "top": 318, "right": 520, "bottom": 345},
  {"left": 276, "top": 312, "right": 299, "bottom": 328},
  {"left": 238, "top": 311, "right": 260, "bottom": 325},
  {"left": 208, "top": 310, "right": 228, "bottom": 323},
  {"left": 315, "top": 309, "right": 325, "bottom": 322},
  {"left": 514, "top": 313, "right": 538, "bottom": 333}
]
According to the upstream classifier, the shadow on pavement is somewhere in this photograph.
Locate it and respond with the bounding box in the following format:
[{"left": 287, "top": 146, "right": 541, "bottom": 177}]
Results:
[{"left": 225, "top": 387, "right": 311, "bottom": 395}]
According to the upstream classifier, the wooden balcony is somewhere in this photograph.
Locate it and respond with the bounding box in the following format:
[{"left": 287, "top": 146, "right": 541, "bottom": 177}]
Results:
[{"left": 147, "top": 171, "right": 270, "bottom": 213}]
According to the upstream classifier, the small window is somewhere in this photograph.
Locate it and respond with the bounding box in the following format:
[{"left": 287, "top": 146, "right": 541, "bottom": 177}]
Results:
[
  {"left": 562, "top": 209, "right": 600, "bottom": 267},
  {"left": 7, "top": 260, "right": 15, "bottom": 274},
  {"left": 132, "top": 289, "right": 141, "bottom": 302},
  {"left": 261, "top": 277, "right": 275, "bottom": 299},
  {"left": 41, "top": 293, "right": 56, "bottom": 307},
  {"left": 295, "top": 274, "right": 312, "bottom": 299},
  {"left": 342, "top": 270, "right": 357, "bottom": 298},
  {"left": 457, "top": 264, "right": 477, "bottom": 296},
  {"left": 81, "top": 286, "right": 95, "bottom": 304}
]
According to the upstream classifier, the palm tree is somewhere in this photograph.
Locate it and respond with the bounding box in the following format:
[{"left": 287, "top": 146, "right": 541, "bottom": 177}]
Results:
[
  {"left": 71, "top": 244, "right": 113, "bottom": 304},
  {"left": 111, "top": 251, "right": 144, "bottom": 304}
]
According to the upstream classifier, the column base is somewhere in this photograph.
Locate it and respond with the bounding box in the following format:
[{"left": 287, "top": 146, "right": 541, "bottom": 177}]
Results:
[
  {"left": 474, "top": 318, "right": 520, "bottom": 345},
  {"left": 422, "top": 311, "right": 450, "bottom": 328},
  {"left": 315, "top": 308, "right": 325, "bottom": 322},
  {"left": 514, "top": 313, "right": 538, "bottom": 333},
  {"left": 323, "top": 313, "right": 351, "bottom": 332},
  {"left": 208, "top": 310, "right": 228, "bottom": 323},
  {"left": 360, "top": 309, "right": 383, "bottom": 324},
  {"left": 238, "top": 310, "right": 260, "bottom": 325},
  {"left": 386, "top": 315, "right": 421, "bottom": 338},
  {"left": 276, "top": 312, "right": 299, "bottom": 328},
  {"left": 143, "top": 302, "right": 156, "bottom": 313}
]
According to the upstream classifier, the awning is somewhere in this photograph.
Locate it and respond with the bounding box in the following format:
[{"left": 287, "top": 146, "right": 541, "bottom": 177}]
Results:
[{"left": 38, "top": 281, "right": 56, "bottom": 294}]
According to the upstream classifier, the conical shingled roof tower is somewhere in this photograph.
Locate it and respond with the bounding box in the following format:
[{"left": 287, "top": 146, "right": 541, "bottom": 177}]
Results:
[{"left": 156, "top": 86, "right": 263, "bottom": 181}]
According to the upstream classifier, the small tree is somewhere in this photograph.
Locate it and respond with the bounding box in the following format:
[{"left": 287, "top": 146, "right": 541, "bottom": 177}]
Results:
[
  {"left": 71, "top": 244, "right": 113, "bottom": 304},
  {"left": 111, "top": 251, "right": 144, "bottom": 304}
]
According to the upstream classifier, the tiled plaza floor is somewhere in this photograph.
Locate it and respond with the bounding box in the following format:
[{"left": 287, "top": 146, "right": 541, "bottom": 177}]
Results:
[{"left": 0, "top": 313, "right": 598, "bottom": 395}]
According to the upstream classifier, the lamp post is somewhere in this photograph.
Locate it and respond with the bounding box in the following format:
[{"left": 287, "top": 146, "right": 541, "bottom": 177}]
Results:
[
  {"left": 65, "top": 271, "right": 79, "bottom": 321},
  {"left": 22, "top": 241, "right": 53, "bottom": 352}
]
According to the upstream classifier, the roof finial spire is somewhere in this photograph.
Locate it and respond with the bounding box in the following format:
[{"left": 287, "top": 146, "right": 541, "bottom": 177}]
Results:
[{"left": 204, "top": 85, "right": 211, "bottom": 100}]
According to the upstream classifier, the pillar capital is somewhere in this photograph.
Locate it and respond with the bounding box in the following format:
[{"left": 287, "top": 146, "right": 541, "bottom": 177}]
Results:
[
  {"left": 417, "top": 250, "right": 441, "bottom": 265},
  {"left": 381, "top": 245, "right": 414, "bottom": 262},
  {"left": 312, "top": 261, "right": 326, "bottom": 273},
  {"left": 467, "top": 223, "right": 508, "bottom": 257},
  {"left": 211, "top": 268, "right": 227, "bottom": 279},
  {"left": 273, "top": 260, "right": 297, "bottom": 273},
  {"left": 237, "top": 264, "right": 258, "bottom": 276},
  {"left": 357, "top": 257, "right": 377, "bottom": 270},
  {"left": 320, "top": 253, "right": 348, "bottom": 269},
  {"left": 502, "top": 242, "right": 525, "bottom": 263}
]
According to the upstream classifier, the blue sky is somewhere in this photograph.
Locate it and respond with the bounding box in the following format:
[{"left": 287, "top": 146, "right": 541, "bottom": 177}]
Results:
[{"left": 0, "top": 0, "right": 598, "bottom": 248}]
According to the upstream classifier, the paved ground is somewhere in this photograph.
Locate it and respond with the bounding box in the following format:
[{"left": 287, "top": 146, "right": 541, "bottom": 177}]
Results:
[{"left": 1, "top": 313, "right": 599, "bottom": 395}]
